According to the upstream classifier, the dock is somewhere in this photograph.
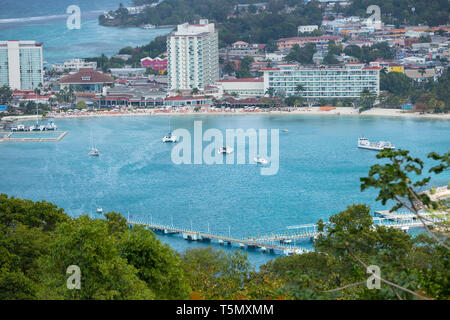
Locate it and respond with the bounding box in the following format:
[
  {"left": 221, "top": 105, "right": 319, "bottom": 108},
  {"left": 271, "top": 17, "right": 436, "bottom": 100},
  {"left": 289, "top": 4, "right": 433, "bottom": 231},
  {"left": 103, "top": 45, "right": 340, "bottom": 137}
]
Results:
[
  {"left": 0, "top": 131, "right": 68, "bottom": 143},
  {"left": 249, "top": 214, "right": 448, "bottom": 243},
  {"left": 127, "top": 219, "right": 312, "bottom": 256},
  {"left": 127, "top": 211, "right": 448, "bottom": 256}
]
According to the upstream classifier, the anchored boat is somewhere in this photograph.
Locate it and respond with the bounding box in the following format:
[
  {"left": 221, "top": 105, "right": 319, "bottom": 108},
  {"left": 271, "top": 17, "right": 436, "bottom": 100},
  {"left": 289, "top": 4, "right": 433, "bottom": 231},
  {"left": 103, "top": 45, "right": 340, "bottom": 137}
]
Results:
[
  {"left": 358, "top": 137, "right": 395, "bottom": 151},
  {"left": 218, "top": 146, "right": 233, "bottom": 154},
  {"left": 89, "top": 130, "right": 100, "bottom": 156},
  {"left": 254, "top": 156, "right": 268, "bottom": 164},
  {"left": 162, "top": 117, "right": 178, "bottom": 142}
]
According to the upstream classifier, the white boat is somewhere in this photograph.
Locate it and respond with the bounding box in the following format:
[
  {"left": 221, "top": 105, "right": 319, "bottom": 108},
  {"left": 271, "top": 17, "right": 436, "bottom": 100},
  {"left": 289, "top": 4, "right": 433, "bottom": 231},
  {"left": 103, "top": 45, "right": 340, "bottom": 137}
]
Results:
[
  {"left": 46, "top": 121, "right": 57, "bottom": 131},
  {"left": 254, "top": 156, "right": 268, "bottom": 164},
  {"left": 89, "top": 130, "right": 100, "bottom": 156},
  {"left": 142, "top": 24, "right": 155, "bottom": 29},
  {"left": 162, "top": 132, "right": 178, "bottom": 143},
  {"left": 162, "top": 117, "right": 177, "bottom": 142},
  {"left": 97, "top": 207, "right": 103, "bottom": 214},
  {"left": 358, "top": 137, "right": 395, "bottom": 151},
  {"left": 218, "top": 146, "right": 233, "bottom": 154}
]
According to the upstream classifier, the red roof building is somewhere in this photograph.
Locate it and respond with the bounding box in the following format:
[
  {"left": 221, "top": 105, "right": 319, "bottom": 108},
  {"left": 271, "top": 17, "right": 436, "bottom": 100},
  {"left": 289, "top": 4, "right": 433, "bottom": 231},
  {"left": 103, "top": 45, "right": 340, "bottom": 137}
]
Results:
[{"left": 60, "top": 68, "right": 114, "bottom": 92}]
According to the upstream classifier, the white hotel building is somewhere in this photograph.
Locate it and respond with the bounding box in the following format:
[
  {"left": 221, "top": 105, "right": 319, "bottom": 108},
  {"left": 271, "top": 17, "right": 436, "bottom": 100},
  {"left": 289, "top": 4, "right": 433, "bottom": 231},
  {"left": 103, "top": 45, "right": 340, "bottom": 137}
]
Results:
[
  {"left": 262, "top": 63, "right": 380, "bottom": 98},
  {"left": 0, "top": 40, "right": 44, "bottom": 90},
  {"left": 167, "top": 19, "right": 219, "bottom": 91}
]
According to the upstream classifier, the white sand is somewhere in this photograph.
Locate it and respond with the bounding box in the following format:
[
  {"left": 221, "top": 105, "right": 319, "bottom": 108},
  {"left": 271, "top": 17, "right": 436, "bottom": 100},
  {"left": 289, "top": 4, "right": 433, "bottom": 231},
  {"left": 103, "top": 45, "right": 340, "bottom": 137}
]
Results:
[{"left": 42, "top": 107, "right": 450, "bottom": 120}]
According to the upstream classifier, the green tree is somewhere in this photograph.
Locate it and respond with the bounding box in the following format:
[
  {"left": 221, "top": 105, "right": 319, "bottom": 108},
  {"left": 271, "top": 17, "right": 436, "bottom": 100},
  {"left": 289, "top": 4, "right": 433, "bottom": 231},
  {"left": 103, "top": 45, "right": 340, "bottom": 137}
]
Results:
[
  {"left": 77, "top": 101, "right": 87, "bottom": 110},
  {"left": 118, "top": 226, "right": 190, "bottom": 299},
  {"left": 38, "top": 216, "right": 153, "bottom": 299},
  {"left": 0, "top": 85, "right": 13, "bottom": 105}
]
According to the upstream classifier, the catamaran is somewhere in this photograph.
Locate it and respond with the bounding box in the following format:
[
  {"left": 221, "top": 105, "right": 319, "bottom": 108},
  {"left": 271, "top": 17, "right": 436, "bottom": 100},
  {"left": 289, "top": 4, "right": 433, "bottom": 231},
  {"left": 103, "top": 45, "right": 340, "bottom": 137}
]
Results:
[
  {"left": 162, "top": 117, "right": 178, "bottom": 142},
  {"left": 358, "top": 137, "right": 395, "bottom": 151},
  {"left": 89, "top": 131, "right": 100, "bottom": 156}
]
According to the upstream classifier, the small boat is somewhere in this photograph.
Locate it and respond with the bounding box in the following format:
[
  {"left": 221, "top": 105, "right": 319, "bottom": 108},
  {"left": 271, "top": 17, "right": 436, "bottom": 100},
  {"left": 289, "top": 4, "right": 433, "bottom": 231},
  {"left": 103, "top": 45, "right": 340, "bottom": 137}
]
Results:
[
  {"left": 162, "top": 117, "right": 177, "bottom": 142},
  {"left": 142, "top": 24, "right": 155, "bottom": 29},
  {"left": 97, "top": 207, "right": 103, "bottom": 214},
  {"left": 261, "top": 246, "right": 267, "bottom": 253},
  {"left": 282, "top": 129, "right": 288, "bottom": 132},
  {"left": 358, "top": 137, "right": 395, "bottom": 151},
  {"left": 254, "top": 156, "right": 268, "bottom": 164},
  {"left": 46, "top": 121, "right": 57, "bottom": 131},
  {"left": 162, "top": 132, "right": 178, "bottom": 143},
  {"left": 218, "top": 146, "right": 233, "bottom": 154},
  {"left": 89, "top": 130, "right": 100, "bottom": 156},
  {"left": 239, "top": 243, "right": 246, "bottom": 249}
]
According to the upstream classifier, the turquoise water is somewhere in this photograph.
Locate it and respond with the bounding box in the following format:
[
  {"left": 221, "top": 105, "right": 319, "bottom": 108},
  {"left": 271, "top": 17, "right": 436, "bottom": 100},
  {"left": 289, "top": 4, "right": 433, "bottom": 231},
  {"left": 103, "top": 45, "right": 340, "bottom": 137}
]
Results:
[
  {"left": 0, "top": 0, "right": 172, "bottom": 64},
  {"left": 0, "top": 115, "right": 449, "bottom": 266}
]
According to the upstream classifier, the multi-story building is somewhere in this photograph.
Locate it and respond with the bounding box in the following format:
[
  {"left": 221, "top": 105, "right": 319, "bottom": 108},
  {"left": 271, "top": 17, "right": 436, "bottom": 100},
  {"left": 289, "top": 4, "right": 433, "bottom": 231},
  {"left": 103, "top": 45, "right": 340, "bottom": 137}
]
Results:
[
  {"left": 298, "top": 25, "right": 319, "bottom": 34},
  {"left": 167, "top": 19, "right": 219, "bottom": 90},
  {"left": 0, "top": 40, "right": 44, "bottom": 90},
  {"left": 276, "top": 36, "right": 342, "bottom": 50},
  {"left": 262, "top": 63, "right": 380, "bottom": 99},
  {"left": 216, "top": 77, "right": 265, "bottom": 98},
  {"left": 51, "top": 59, "right": 97, "bottom": 72},
  {"left": 141, "top": 57, "right": 168, "bottom": 72},
  {"left": 227, "top": 41, "right": 265, "bottom": 57}
]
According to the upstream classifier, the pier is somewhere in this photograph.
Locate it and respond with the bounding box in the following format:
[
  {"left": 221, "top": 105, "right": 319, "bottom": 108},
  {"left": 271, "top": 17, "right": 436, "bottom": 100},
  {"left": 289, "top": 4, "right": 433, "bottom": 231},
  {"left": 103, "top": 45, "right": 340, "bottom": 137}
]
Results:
[
  {"left": 127, "top": 219, "right": 312, "bottom": 256},
  {"left": 249, "top": 214, "right": 448, "bottom": 243},
  {"left": 127, "top": 211, "right": 448, "bottom": 256},
  {"left": 0, "top": 131, "right": 68, "bottom": 143}
]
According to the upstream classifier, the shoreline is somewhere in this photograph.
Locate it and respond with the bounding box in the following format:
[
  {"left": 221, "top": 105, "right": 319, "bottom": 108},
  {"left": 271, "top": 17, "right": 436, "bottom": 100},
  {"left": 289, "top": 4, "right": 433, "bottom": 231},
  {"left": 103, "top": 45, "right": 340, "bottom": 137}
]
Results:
[{"left": 3, "top": 108, "right": 450, "bottom": 122}]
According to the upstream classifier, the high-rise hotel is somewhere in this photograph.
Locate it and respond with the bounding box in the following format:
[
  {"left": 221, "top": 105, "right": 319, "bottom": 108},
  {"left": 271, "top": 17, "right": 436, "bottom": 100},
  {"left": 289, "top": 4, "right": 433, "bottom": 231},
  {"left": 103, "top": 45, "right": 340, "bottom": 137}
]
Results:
[
  {"left": 0, "top": 40, "right": 44, "bottom": 90},
  {"left": 167, "top": 19, "right": 219, "bottom": 91}
]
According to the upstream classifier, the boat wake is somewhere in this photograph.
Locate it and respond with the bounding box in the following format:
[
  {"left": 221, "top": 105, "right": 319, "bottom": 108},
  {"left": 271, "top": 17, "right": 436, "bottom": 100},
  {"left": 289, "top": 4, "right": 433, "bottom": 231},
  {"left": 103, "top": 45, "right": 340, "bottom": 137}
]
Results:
[{"left": 0, "top": 10, "right": 103, "bottom": 25}]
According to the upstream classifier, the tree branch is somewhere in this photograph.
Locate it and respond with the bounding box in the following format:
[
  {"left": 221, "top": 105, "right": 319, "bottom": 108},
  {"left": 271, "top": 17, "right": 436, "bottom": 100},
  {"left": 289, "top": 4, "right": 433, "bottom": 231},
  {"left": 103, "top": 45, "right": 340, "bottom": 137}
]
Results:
[{"left": 345, "top": 243, "right": 431, "bottom": 300}]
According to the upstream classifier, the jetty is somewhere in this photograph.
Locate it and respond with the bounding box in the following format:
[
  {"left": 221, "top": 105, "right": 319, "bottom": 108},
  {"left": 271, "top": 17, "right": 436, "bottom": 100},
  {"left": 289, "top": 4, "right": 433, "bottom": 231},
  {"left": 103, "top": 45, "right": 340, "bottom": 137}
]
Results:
[
  {"left": 127, "top": 211, "right": 448, "bottom": 256},
  {"left": 127, "top": 219, "right": 312, "bottom": 256},
  {"left": 0, "top": 131, "right": 68, "bottom": 143}
]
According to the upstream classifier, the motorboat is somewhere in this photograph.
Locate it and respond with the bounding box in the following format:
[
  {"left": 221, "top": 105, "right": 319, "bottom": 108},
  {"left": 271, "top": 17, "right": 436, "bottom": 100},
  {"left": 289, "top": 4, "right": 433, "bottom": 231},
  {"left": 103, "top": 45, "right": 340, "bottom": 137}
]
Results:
[
  {"left": 46, "top": 122, "right": 57, "bottom": 131},
  {"left": 358, "top": 137, "right": 395, "bottom": 151},
  {"left": 97, "top": 207, "right": 103, "bottom": 214},
  {"left": 254, "top": 156, "right": 268, "bottom": 164},
  {"left": 218, "top": 146, "right": 233, "bottom": 154}
]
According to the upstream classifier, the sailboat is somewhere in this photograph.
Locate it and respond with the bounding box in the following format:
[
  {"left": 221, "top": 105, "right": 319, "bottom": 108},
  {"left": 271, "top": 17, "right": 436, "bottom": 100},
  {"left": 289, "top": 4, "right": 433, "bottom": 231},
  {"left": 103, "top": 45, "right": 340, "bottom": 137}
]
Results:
[
  {"left": 89, "top": 130, "right": 100, "bottom": 156},
  {"left": 162, "top": 117, "right": 178, "bottom": 143}
]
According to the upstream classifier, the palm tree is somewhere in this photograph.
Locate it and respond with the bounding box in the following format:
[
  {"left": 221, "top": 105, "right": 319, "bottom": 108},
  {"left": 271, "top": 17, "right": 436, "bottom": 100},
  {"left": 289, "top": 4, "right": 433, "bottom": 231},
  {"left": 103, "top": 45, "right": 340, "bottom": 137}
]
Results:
[
  {"left": 265, "top": 87, "right": 275, "bottom": 98},
  {"left": 191, "top": 87, "right": 200, "bottom": 96},
  {"left": 295, "top": 84, "right": 305, "bottom": 97}
]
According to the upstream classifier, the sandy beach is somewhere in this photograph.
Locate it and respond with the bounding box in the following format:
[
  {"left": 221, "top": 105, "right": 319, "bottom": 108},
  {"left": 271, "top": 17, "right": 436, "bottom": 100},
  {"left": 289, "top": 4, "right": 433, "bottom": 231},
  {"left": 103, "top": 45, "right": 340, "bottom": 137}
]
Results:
[{"left": 3, "top": 107, "right": 450, "bottom": 122}]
